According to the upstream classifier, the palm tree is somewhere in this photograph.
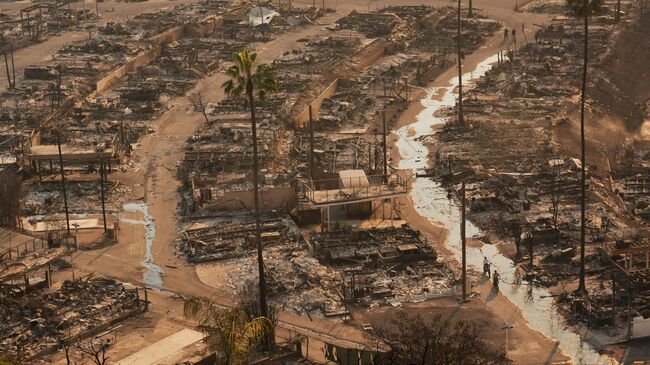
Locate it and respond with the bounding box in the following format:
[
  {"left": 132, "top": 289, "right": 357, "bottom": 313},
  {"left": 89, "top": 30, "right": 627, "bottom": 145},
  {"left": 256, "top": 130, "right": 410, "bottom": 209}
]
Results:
[
  {"left": 566, "top": 0, "right": 602, "bottom": 294},
  {"left": 222, "top": 50, "right": 278, "bottom": 317},
  {"left": 184, "top": 297, "right": 272, "bottom": 365}
]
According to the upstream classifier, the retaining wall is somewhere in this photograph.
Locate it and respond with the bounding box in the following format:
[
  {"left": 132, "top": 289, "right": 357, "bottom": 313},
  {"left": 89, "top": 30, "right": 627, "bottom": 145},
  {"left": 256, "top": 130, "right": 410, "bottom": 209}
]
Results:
[
  {"left": 352, "top": 38, "right": 387, "bottom": 72},
  {"left": 149, "top": 25, "right": 185, "bottom": 46},
  {"left": 94, "top": 46, "right": 162, "bottom": 94},
  {"left": 294, "top": 78, "right": 339, "bottom": 128},
  {"left": 92, "top": 15, "right": 223, "bottom": 97},
  {"left": 293, "top": 39, "right": 391, "bottom": 128},
  {"left": 198, "top": 186, "right": 298, "bottom": 211}
]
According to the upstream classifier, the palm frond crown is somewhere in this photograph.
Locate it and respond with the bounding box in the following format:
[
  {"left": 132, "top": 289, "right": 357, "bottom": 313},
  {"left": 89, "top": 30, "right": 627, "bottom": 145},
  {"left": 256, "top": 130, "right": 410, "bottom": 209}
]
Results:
[
  {"left": 184, "top": 297, "right": 273, "bottom": 365},
  {"left": 221, "top": 50, "right": 278, "bottom": 107}
]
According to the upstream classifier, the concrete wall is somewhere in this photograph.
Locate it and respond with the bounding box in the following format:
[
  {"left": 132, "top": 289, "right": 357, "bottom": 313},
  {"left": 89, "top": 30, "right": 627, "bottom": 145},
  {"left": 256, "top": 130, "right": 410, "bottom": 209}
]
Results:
[
  {"left": 293, "top": 39, "right": 390, "bottom": 128},
  {"left": 94, "top": 64, "right": 126, "bottom": 96},
  {"left": 200, "top": 186, "right": 298, "bottom": 212},
  {"left": 294, "top": 78, "right": 339, "bottom": 128},
  {"left": 95, "top": 46, "right": 162, "bottom": 94},
  {"left": 92, "top": 15, "right": 223, "bottom": 96},
  {"left": 353, "top": 39, "right": 387, "bottom": 72},
  {"left": 149, "top": 25, "right": 185, "bottom": 45},
  {"left": 126, "top": 47, "right": 161, "bottom": 72}
]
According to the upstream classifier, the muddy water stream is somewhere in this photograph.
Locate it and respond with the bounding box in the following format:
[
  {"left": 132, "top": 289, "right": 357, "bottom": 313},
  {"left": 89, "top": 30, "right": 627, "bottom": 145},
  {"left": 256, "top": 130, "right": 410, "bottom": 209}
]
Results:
[
  {"left": 121, "top": 203, "right": 164, "bottom": 289},
  {"left": 393, "top": 54, "right": 615, "bottom": 365}
]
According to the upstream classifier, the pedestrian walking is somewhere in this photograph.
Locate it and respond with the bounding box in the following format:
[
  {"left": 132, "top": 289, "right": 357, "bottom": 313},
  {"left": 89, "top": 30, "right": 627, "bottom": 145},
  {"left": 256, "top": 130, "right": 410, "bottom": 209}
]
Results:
[
  {"left": 493, "top": 270, "right": 500, "bottom": 292},
  {"left": 483, "top": 257, "right": 491, "bottom": 278},
  {"left": 504, "top": 27, "right": 509, "bottom": 40}
]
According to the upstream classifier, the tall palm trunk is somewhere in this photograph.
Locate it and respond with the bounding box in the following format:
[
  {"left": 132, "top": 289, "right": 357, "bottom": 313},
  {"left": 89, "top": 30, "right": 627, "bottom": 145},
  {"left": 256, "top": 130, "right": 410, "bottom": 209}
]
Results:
[
  {"left": 578, "top": 0, "right": 589, "bottom": 294},
  {"left": 457, "top": 0, "right": 464, "bottom": 126},
  {"left": 247, "top": 79, "right": 268, "bottom": 317}
]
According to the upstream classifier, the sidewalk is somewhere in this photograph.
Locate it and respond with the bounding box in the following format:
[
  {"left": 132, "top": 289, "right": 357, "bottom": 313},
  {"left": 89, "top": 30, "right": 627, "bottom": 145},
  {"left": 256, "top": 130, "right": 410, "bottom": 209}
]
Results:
[{"left": 115, "top": 328, "right": 204, "bottom": 365}]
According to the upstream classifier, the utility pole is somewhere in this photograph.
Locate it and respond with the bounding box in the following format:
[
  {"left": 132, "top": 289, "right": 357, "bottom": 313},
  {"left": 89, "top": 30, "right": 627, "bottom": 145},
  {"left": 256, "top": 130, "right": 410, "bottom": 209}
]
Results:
[
  {"left": 1, "top": 36, "right": 12, "bottom": 89},
  {"left": 308, "top": 105, "right": 315, "bottom": 179},
  {"left": 38, "top": 6, "right": 43, "bottom": 35},
  {"left": 67, "top": 0, "right": 72, "bottom": 28},
  {"left": 627, "top": 292, "right": 632, "bottom": 339},
  {"left": 529, "top": 236, "right": 534, "bottom": 267},
  {"left": 382, "top": 111, "right": 388, "bottom": 177},
  {"left": 373, "top": 134, "right": 378, "bottom": 171},
  {"left": 56, "top": 132, "right": 71, "bottom": 234},
  {"left": 9, "top": 42, "right": 15, "bottom": 88},
  {"left": 120, "top": 118, "right": 125, "bottom": 144},
  {"left": 578, "top": 0, "right": 590, "bottom": 295},
  {"left": 611, "top": 269, "right": 616, "bottom": 321},
  {"left": 461, "top": 180, "right": 467, "bottom": 301},
  {"left": 71, "top": 253, "right": 75, "bottom": 281},
  {"left": 99, "top": 159, "right": 108, "bottom": 233},
  {"left": 259, "top": 3, "right": 265, "bottom": 40},
  {"left": 367, "top": 142, "right": 372, "bottom": 171},
  {"left": 457, "top": 0, "right": 464, "bottom": 126},
  {"left": 469, "top": 0, "right": 473, "bottom": 17},
  {"left": 502, "top": 323, "right": 513, "bottom": 353},
  {"left": 56, "top": 70, "right": 62, "bottom": 109}
]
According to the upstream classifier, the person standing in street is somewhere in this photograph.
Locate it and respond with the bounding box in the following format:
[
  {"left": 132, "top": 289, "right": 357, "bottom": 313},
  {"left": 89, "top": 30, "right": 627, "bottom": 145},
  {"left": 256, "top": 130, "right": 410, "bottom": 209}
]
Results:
[{"left": 483, "top": 256, "right": 491, "bottom": 278}]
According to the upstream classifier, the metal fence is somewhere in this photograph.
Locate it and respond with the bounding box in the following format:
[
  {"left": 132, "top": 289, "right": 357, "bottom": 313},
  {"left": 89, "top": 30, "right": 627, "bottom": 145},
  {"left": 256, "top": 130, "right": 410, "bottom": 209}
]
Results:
[
  {"left": 303, "top": 173, "right": 408, "bottom": 205},
  {"left": 0, "top": 233, "right": 76, "bottom": 262}
]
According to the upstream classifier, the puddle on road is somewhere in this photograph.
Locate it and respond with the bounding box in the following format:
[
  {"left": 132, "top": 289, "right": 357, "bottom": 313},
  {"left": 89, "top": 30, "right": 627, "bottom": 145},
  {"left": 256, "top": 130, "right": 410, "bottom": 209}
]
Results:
[
  {"left": 394, "top": 54, "right": 616, "bottom": 365},
  {"left": 121, "top": 203, "right": 164, "bottom": 289}
]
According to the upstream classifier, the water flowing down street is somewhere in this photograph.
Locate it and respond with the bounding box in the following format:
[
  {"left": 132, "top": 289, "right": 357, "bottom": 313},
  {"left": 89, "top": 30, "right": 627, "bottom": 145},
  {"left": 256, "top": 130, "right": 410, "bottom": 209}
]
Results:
[
  {"left": 121, "top": 203, "right": 164, "bottom": 289},
  {"left": 394, "top": 54, "right": 616, "bottom": 365},
  {"left": 3, "top": 0, "right": 648, "bottom": 363}
]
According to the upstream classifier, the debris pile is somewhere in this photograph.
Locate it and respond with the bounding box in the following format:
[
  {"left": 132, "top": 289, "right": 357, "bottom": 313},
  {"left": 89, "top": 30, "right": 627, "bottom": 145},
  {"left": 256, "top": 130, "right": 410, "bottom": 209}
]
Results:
[
  {"left": 180, "top": 216, "right": 302, "bottom": 263},
  {"left": 171, "top": 5, "right": 500, "bottom": 319},
  {"left": 0, "top": 277, "right": 144, "bottom": 360},
  {"left": 6, "top": 1, "right": 324, "bottom": 227},
  {"left": 421, "top": 0, "right": 649, "bottom": 337}
]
